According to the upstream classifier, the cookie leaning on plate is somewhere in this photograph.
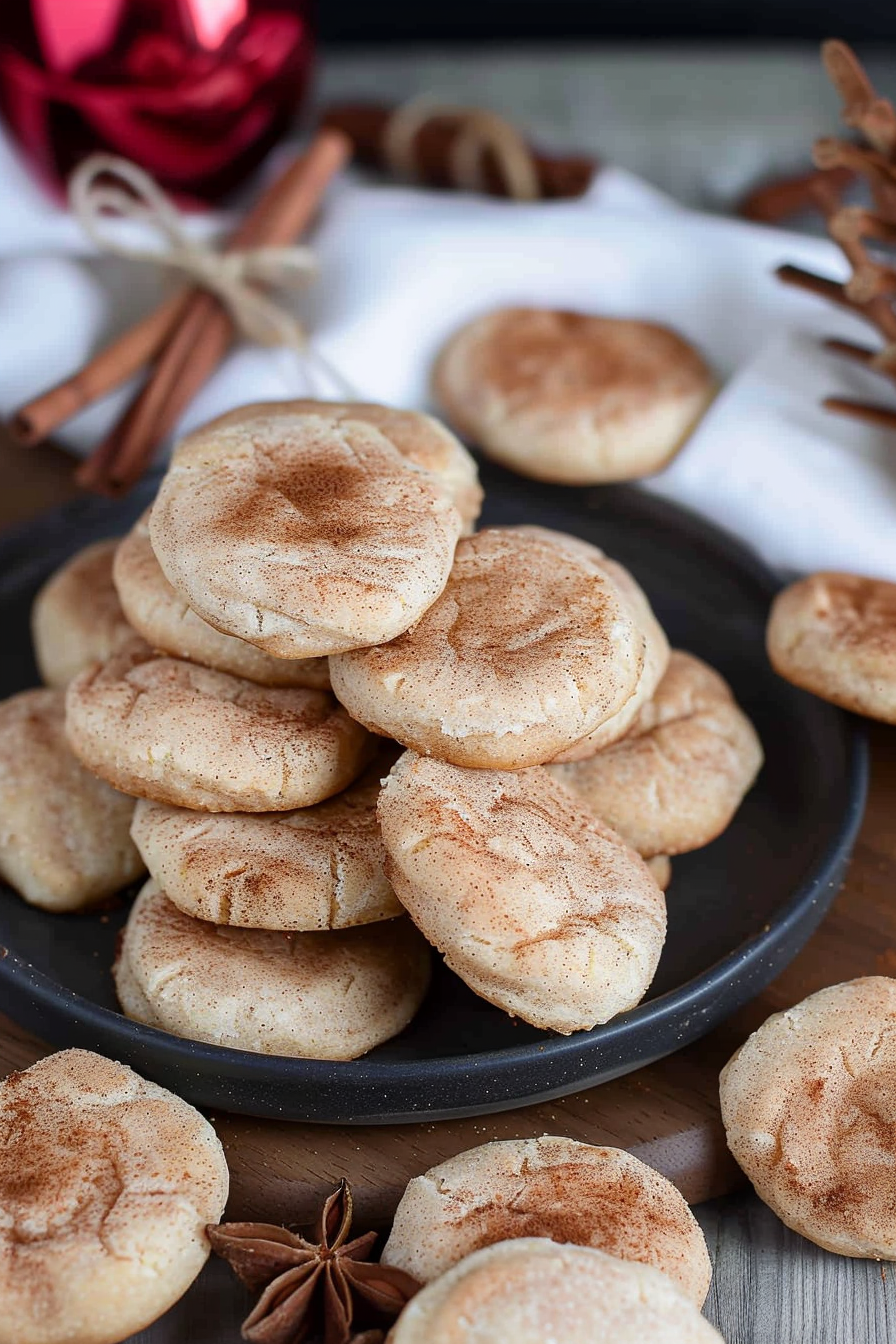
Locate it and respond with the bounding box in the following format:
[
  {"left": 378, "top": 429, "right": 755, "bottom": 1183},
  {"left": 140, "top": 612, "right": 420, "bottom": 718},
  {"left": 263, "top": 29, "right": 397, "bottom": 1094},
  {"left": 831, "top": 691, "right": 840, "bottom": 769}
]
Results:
[
  {"left": 433, "top": 307, "right": 715, "bottom": 485},
  {"left": 31, "top": 539, "right": 134, "bottom": 688},
  {"left": 720, "top": 977, "right": 896, "bottom": 1259},
  {"left": 382, "top": 1136, "right": 711, "bottom": 1304},
  {"left": 767, "top": 571, "right": 896, "bottom": 723},
  {"left": 378, "top": 751, "right": 665, "bottom": 1033},
  {"left": 549, "top": 650, "right": 763, "bottom": 856},
  {"left": 130, "top": 757, "right": 401, "bottom": 930},
  {"left": 115, "top": 879, "right": 430, "bottom": 1059},
  {"left": 0, "top": 1049, "right": 228, "bottom": 1344},
  {"left": 331, "top": 526, "right": 659, "bottom": 769},
  {"left": 387, "top": 1238, "right": 723, "bottom": 1344},
  {"left": 65, "top": 645, "right": 373, "bottom": 812},
  {"left": 114, "top": 512, "right": 330, "bottom": 688},
  {"left": 149, "top": 401, "right": 477, "bottom": 658},
  {"left": 0, "top": 687, "right": 143, "bottom": 910}
]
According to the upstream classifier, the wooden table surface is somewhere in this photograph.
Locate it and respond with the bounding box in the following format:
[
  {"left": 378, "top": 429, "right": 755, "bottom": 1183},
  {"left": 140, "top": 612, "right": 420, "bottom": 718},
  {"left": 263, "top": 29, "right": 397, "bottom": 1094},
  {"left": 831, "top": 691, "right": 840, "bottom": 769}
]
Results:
[{"left": 3, "top": 44, "right": 896, "bottom": 1342}]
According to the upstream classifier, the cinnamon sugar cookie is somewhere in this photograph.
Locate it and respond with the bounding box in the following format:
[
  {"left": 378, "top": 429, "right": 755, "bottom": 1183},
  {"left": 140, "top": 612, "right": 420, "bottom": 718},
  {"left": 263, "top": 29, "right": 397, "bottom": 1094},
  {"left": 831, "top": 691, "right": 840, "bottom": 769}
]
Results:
[
  {"left": 130, "top": 758, "right": 400, "bottom": 929},
  {"left": 223, "top": 399, "right": 484, "bottom": 529},
  {"left": 382, "top": 1137, "right": 711, "bottom": 1304},
  {"left": 720, "top": 977, "right": 896, "bottom": 1259},
  {"left": 0, "top": 688, "right": 143, "bottom": 910},
  {"left": 149, "top": 401, "right": 473, "bottom": 658},
  {"left": 378, "top": 752, "right": 665, "bottom": 1033},
  {"left": 549, "top": 651, "right": 763, "bottom": 857},
  {"left": 388, "top": 1239, "right": 723, "bottom": 1344},
  {"left": 331, "top": 527, "right": 658, "bottom": 769},
  {"left": 0, "top": 1049, "right": 228, "bottom": 1344},
  {"left": 32, "top": 539, "right": 135, "bottom": 687},
  {"left": 767, "top": 571, "right": 896, "bottom": 722},
  {"left": 114, "top": 880, "right": 430, "bottom": 1059},
  {"left": 433, "top": 308, "right": 715, "bottom": 484},
  {"left": 114, "top": 513, "right": 329, "bottom": 688},
  {"left": 65, "top": 646, "right": 372, "bottom": 812}
]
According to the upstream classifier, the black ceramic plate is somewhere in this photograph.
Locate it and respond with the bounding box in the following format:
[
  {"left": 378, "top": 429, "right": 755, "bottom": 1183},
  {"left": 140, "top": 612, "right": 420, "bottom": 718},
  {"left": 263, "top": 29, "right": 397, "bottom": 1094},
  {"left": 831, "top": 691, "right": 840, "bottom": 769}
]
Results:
[{"left": 0, "top": 462, "right": 867, "bottom": 1122}]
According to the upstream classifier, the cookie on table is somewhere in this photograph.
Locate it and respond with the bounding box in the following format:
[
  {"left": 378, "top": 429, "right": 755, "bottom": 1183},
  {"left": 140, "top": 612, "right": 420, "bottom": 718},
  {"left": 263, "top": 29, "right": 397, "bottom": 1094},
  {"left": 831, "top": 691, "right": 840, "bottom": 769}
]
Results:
[
  {"left": 433, "top": 307, "right": 715, "bottom": 485},
  {"left": 720, "top": 977, "right": 896, "bottom": 1259},
  {"left": 114, "top": 512, "right": 329, "bottom": 688},
  {"left": 767, "top": 571, "right": 896, "bottom": 723},
  {"left": 549, "top": 650, "right": 763, "bottom": 857},
  {"left": 378, "top": 752, "right": 665, "bottom": 1034},
  {"left": 331, "top": 526, "right": 662, "bottom": 769},
  {"left": 388, "top": 1238, "right": 723, "bottom": 1344},
  {"left": 130, "top": 757, "right": 401, "bottom": 930},
  {"left": 0, "top": 688, "right": 143, "bottom": 910},
  {"left": 149, "top": 401, "right": 475, "bottom": 659},
  {"left": 0, "top": 1049, "right": 228, "bottom": 1344},
  {"left": 382, "top": 1136, "right": 711, "bottom": 1304},
  {"left": 114, "top": 880, "right": 430, "bottom": 1059},
  {"left": 65, "top": 646, "right": 373, "bottom": 812},
  {"left": 31, "top": 539, "right": 135, "bottom": 688}
]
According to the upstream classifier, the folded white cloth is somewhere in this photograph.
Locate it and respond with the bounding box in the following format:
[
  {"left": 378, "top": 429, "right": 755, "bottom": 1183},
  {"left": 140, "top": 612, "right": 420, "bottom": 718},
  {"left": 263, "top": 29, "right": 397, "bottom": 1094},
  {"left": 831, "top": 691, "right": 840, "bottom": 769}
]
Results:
[{"left": 1, "top": 124, "right": 893, "bottom": 581}]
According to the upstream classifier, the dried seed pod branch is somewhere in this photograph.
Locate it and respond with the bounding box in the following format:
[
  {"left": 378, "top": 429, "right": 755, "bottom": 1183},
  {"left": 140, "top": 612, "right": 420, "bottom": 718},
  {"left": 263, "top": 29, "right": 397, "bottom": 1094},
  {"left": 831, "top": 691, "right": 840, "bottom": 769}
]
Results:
[{"left": 778, "top": 39, "right": 896, "bottom": 426}]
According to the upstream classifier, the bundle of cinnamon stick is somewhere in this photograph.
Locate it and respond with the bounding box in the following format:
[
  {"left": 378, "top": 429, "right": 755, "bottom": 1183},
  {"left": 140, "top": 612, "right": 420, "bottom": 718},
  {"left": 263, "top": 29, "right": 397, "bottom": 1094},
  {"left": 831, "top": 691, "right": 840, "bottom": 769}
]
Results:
[{"left": 13, "top": 130, "right": 350, "bottom": 495}]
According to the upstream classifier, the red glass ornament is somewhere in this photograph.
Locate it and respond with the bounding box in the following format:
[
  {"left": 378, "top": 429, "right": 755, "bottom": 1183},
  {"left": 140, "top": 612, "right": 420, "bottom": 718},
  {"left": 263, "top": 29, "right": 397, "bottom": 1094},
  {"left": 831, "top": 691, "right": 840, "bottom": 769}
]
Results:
[{"left": 0, "top": 0, "right": 315, "bottom": 203}]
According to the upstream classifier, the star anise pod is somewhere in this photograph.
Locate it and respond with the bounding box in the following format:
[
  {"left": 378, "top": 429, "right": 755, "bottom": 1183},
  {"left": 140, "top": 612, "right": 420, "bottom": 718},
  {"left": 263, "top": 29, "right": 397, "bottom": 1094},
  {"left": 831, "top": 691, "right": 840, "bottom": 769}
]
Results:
[{"left": 207, "top": 1180, "right": 420, "bottom": 1344}]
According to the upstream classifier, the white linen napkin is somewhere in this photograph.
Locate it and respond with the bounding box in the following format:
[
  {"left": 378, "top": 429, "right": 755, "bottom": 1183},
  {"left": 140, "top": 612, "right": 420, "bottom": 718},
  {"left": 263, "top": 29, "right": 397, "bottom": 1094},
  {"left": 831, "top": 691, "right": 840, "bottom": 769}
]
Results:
[{"left": 0, "top": 124, "right": 893, "bottom": 582}]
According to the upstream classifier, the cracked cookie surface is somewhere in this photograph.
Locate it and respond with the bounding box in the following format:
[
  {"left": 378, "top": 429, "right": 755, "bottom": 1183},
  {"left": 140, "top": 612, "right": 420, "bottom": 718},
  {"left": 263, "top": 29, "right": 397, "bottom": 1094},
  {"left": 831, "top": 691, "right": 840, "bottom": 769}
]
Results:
[
  {"left": 0, "top": 1049, "right": 228, "bottom": 1344},
  {"left": 65, "top": 645, "right": 372, "bottom": 812},
  {"left": 377, "top": 751, "right": 665, "bottom": 1033},
  {"left": 720, "top": 977, "right": 896, "bottom": 1257},
  {"left": 114, "top": 880, "right": 430, "bottom": 1058}
]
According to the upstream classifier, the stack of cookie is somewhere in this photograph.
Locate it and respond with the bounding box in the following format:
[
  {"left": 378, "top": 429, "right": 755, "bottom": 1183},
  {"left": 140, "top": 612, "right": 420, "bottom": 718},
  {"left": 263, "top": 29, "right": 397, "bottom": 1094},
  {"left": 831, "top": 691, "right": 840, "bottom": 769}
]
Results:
[{"left": 5, "top": 396, "right": 762, "bottom": 1058}]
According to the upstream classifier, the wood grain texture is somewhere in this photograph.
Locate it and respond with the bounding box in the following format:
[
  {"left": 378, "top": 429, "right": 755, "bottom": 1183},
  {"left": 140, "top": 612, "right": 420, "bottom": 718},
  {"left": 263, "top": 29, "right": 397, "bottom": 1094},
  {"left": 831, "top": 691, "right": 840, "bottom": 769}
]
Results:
[{"left": 698, "top": 1194, "right": 896, "bottom": 1343}]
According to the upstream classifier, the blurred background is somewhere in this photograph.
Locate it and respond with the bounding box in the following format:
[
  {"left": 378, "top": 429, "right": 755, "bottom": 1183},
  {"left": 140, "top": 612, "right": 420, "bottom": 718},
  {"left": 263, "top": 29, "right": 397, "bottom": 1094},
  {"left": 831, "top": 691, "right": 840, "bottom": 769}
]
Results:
[{"left": 0, "top": 0, "right": 892, "bottom": 216}]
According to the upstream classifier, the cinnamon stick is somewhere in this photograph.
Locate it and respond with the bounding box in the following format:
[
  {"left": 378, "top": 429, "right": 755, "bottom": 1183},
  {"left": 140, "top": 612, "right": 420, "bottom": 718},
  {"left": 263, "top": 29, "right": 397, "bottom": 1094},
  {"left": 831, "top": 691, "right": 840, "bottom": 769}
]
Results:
[
  {"left": 79, "top": 129, "right": 351, "bottom": 493},
  {"left": 320, "top": 102, "right": 596, "bottom": 200},
  {"left": 738, "top": 164, "right": 854, "bottom": 225},
  {"left": 12, "top": 289, "right": 189, "bottom": 446},
  {"left": 823, "top": 337, "right": 879, "bottom": 365},
  {"left": 823, "top": 395, "right": 896, "bottom": 429}
]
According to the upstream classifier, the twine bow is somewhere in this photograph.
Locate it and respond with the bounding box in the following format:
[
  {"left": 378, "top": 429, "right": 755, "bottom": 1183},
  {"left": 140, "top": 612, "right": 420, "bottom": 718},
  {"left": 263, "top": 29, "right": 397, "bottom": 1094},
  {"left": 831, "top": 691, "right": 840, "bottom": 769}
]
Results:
[{"left": 69, "top": 154, "right": 319, "bottom": 353}]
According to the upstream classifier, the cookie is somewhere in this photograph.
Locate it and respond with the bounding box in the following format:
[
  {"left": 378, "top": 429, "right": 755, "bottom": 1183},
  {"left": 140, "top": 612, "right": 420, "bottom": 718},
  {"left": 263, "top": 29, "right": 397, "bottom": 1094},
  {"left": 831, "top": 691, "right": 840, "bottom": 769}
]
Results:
[
  {"left": 647, "top": 855, "right": 673, "bottom": 891},
  {"left": 331, "top": 527, "right": 659, "bottom": 769},
  {"left": 433, "top": 307, "right": 715, "bottom": 484},
  {"left": 114, "top": 880, "right": 430, "bottom": 1059},
  {"left": 378, "top": 752, "right": 665, "bottom": 1033},
  {"left": 0, "top": 688, "right": 143, "bottom": 910},
  {"left": 130, "top": 758, "right": 401, "bottom": 930},
  {"left": 549, "top": 650, "right": 763, "bottom": 856},
  {"left": 149, "top": 401, "right": 472, "bottom": 658},
  {"left": 248, "top": 398, "right": 484, "bottom": 530},
  {"left": 538, "top": 541, "right": 669, "bottom": 761},
  {"left": 31, "top": 539, "right": 134, "bottom": 687},
  {"left": 720, "top": 977, "right": 896, "bottom": 1258},
  {"left": 0, "top": 1049, "right": 228, "bottom": 1344},
  {"left": 387, "top": 1238, "right": 723, "bottom": 1344},
  {"left": 114, "top": 512, "right": 329, "bottom": 688},
  {"left": 65, "top": 646, "right": 373, "bottom": 812},
  {"left": 767, "top": 572, "right": 896, "bottom": 723},
  {"left": 382, "top": 1136, "right": 711, "bottom": 1304}
]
